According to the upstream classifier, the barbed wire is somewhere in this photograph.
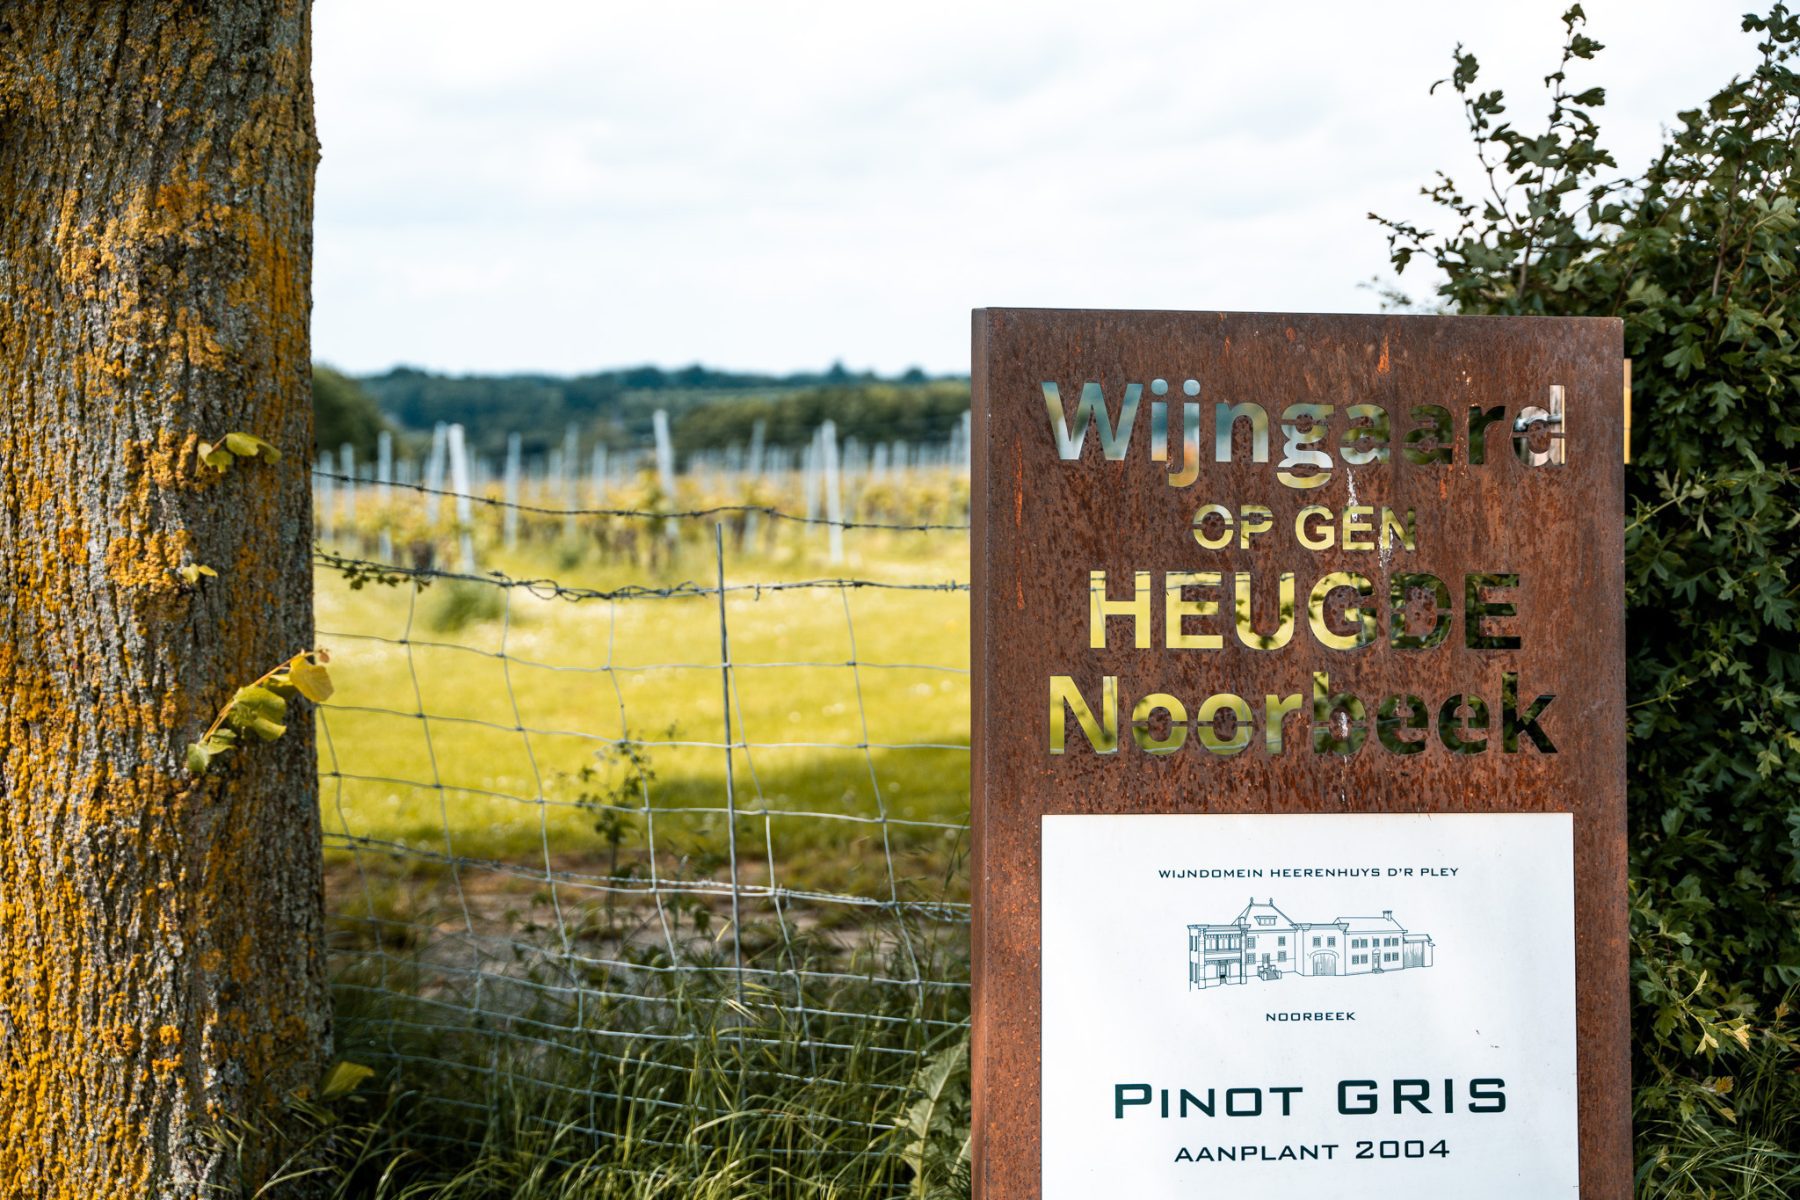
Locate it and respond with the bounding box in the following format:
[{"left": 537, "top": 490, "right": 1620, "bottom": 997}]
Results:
[
  {"left": 312, "top": 547, "right": 969, "bottom": 599},
  {"left": 320, "top": 627, "right": 970, "bottom": 676},
  {"left": 310, "top": 468, "right": 971, "bottom": 531}
]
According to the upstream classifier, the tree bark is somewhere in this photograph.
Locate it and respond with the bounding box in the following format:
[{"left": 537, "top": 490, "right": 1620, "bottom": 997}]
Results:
[{"left": 0, "top": 3, "right": 326, "bottom": 1195}]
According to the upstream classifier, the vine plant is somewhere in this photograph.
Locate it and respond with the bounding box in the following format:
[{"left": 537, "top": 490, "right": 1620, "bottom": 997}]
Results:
[
  {"left": 186, "top": 650, "right": 334, "bottom": 774},
  {"left": 197, "top": 431, "right": 282, "bottom": 472},
  {"left": 180, "top": 427, "right": 331, "bottom": 774}
]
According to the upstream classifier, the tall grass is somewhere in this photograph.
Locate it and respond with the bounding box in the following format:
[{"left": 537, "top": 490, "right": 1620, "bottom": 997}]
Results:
[
  {"left": 1633, "top": 994, "right": 1800, "bottom": 1199},
  {"left": 223, "top": 920, "right": 970, "bottom": 1198}
]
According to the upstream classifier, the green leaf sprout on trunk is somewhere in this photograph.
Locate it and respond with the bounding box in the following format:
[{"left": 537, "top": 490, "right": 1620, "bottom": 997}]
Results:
[{"left": 186, "top": 649, "right": 333, "bottom": 774}]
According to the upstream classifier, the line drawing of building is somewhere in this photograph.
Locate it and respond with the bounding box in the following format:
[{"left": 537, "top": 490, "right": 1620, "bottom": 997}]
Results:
[{"left": 1187, "top": 898, "right": 1436, "bottom": 989}]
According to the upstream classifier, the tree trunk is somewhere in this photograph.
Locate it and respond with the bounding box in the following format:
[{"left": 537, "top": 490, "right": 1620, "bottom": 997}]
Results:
[{"left": 0, "top": 4, "right": 326, "bottom": 1195}]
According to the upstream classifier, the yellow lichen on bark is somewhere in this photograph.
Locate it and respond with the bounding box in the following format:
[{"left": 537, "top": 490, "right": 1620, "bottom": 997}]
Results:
[{"left": 104, "top": 530, "right": 196, "bottom": 591}]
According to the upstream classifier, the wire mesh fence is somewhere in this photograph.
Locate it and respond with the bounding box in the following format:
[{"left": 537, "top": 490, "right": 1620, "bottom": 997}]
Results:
[{"left": 310, "top": 434, "right": 973, "bottom": 1177}]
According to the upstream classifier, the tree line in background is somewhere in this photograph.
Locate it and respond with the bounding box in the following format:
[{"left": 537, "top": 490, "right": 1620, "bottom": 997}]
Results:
[
  {"left": 669, "top": 379, "right": 971, "bottom": 453},
  {"left": 1375, "top": 5, "right": 1800, "bottom": 1187},
  {"left": 313, "top": 360, "right": 969, "bottom": 463}
]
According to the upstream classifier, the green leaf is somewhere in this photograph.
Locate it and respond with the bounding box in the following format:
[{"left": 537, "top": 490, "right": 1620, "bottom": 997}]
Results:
[
  {"left": 185, "top": 733, "right": 237, "bottom": 774},
  {"left": 185, "top": 742, "right": 214, "bottom": 773},
  {"left": 245, "top": 715, "right": 287, "bottom": 743},
  {"left": 231, "top": 685, "right": 288, "bottom": 724}
]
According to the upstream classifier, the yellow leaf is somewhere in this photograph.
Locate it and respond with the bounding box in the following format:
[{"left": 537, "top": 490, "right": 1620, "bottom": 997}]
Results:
[
  {"left": 321, "top": 1059, "right": 375, "bottom": 1098},
  {"left": 177, "top": 564, "right": 218, "bottom": 585},
  {"left": 222, "top": 431, "right": 282, "bottom": 463},
  {"left": 286, "top": 650, "right": 334, "bottom": 703}
]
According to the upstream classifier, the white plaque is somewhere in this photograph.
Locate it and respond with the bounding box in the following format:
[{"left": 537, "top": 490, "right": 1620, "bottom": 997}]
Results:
[{"left": 1041, "top": 812, "right": 1579, "bottom": 1197}]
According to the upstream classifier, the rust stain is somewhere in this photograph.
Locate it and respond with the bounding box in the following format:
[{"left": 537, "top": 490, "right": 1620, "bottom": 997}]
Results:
[{"left": 1013, "top": 438, "right": 1025, "bottom": 610}]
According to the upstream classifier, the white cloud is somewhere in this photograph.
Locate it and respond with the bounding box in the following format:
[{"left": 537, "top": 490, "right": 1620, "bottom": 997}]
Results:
[{"left": 311, "top": 0, "right": 1759, "bottom": 375}]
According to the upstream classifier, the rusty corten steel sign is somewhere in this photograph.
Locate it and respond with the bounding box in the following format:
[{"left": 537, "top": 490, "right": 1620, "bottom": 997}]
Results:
[{"left": 970, "top": 309, "right": 1627, "bottom": 1198}]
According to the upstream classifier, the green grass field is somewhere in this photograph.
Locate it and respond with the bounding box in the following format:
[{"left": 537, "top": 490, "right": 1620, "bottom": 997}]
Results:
[{"left": 314, "top": 510, "right": 972, "bottom": 919}]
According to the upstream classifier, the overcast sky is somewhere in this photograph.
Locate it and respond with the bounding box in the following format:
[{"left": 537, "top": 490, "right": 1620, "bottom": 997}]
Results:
[{"left": 311, "top": 0, "right": 1761, "bottom": 377}]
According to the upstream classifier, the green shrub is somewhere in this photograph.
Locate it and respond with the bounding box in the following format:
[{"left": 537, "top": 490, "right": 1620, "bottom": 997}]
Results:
[
  {"left": 1374, "top": 5, "right": 1800, "bottom": 1190},
  {"left": 423, "top": 579, "right": 507, "bottom": 634}
]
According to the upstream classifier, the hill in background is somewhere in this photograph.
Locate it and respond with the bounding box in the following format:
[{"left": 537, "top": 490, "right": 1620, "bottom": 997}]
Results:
[{"left": 330, "top": 362, "right": 970, "bottom": 462}]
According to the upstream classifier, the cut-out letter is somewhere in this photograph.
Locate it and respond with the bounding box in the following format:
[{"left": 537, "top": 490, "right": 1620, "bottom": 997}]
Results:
[
  {"left": 1050, "top": 675, "right": 1119, "bottom": 754},
  {"left": 1091, "top": 570, "right": 1153, "bottom": 649},
  {"left": 1043, "top": 381, "right": 1141, "bottom": 460}
]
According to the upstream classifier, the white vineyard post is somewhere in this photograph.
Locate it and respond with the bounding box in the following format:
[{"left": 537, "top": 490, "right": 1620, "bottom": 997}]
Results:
[
  {"left": 821, "top": 419, "right": 844, "bottom": 565},
  {"left": 503, "top": 432, "right": 522, "bottom": 550},
  {"left": 339, "top": 442, "right": 356, "bottom": 534},
  {"left": 376, "top": 430, "right": 394, "bottom": 562},
  {"left": 652, "top": 409, "right": 679, "bottom": 545},
  {"left": 317, "top": 449, "right": 336, "bottom": 544},
  {"left": 562, "top": 423, "right": 580, "bottom": 542},
  {"left": 425, "top": 421, "right": 448, "bottom": 528},
  {"left": 447, "top": 422, "right": 477, "bottom": 572},
  {"left": 742, "top": 418, "right": 766, "bottom": 547},
  {"left": 590, "top": 443, "right": 609, "bottom": 504}
]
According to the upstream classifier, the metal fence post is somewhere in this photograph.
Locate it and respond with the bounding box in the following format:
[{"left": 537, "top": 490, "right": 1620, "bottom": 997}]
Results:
[{"left": 715, "top": 524, "right": 745, "bottom": 1011}]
